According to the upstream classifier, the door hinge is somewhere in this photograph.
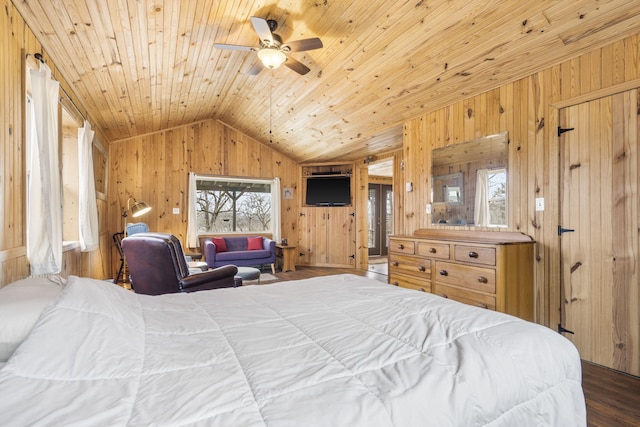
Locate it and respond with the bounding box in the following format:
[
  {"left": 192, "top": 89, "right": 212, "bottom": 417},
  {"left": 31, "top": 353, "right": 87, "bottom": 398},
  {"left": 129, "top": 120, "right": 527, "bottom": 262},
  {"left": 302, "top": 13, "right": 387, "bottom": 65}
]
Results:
[
  {"left": 558, "top": 126, "right": 575, "bottom": 137},
  {"left": 558, "top": 324, "right": 575, "bottom": 335},
  {"left": 558, "top": 225, "right": 575, "bottom": 235}
]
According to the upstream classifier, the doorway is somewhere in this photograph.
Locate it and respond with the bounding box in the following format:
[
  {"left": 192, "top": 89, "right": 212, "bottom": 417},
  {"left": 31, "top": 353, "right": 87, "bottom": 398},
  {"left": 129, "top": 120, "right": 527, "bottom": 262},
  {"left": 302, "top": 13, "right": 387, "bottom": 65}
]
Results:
[
  {"left": 559, "top": 88, "right": 640, "bottom": 376},
  {"left": 368, "top": 183, "right": 393, "bottom": 257}
]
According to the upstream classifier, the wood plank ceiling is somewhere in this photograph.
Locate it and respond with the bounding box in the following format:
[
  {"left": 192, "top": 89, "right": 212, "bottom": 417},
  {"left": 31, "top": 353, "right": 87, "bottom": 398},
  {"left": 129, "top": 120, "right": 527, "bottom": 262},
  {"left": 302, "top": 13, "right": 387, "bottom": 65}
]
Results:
[{"left": 12, "top": 0, "right": 640, "bottom": 163}]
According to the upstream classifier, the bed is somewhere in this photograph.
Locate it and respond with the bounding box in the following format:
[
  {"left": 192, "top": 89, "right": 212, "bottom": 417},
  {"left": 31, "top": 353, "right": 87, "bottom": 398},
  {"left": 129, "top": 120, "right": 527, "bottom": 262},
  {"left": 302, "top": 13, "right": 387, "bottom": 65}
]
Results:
[{"left": 0, "top": 274, "right": 586, "bottom": 426}]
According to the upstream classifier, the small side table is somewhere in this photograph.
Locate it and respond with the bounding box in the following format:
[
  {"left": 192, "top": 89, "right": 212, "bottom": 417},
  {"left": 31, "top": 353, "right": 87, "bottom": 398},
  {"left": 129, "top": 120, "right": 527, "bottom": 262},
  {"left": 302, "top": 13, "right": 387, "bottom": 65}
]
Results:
[{"left": 276, "top": 244, "right": 297, "bottom": 272}]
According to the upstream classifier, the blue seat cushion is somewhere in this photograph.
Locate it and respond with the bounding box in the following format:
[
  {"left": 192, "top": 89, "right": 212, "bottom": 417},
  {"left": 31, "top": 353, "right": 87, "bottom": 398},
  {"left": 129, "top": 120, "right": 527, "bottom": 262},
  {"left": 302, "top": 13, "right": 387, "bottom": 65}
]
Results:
[{"left": 216, "top": 250, "right": 272, "bottom": 262}]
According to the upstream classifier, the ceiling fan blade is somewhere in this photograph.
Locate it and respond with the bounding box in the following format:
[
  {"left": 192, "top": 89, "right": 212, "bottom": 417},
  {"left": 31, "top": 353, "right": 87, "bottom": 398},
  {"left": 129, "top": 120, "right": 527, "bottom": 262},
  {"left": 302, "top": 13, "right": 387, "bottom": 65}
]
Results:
[
  {"left": 250, "top": 16, "right": 273, "bottom": 45},
  {"left": 284, "top": 57, "right": 311, "bottom": 75},
  {"left": 214, "top": 43, "right": 256, "bottom": 52},
  {"left": 248, "top": 62, "right": 264, "bottom": 75},
  {"left": 283, "top": 38, "right": 323, "bottom": 52}
]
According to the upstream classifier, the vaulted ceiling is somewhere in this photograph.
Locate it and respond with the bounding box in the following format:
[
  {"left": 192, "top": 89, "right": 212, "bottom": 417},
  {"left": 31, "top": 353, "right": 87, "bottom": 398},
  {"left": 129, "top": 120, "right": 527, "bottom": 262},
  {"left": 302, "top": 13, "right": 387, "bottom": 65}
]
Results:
[{"left": 13, "top": 0, "right": 640, "bottom": 163}]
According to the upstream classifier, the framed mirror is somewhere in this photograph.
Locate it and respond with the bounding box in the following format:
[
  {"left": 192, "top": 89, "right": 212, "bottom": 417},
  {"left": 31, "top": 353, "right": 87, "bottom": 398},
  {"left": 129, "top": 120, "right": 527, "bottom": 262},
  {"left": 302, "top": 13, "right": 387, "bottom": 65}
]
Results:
[{"left": 431, "top": 131, "right": 508, "bottom": 227}]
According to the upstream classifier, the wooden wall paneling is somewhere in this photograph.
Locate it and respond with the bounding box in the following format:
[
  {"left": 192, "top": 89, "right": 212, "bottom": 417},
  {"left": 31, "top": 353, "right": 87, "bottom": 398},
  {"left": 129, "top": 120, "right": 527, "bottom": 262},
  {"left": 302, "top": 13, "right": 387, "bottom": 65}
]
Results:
[
  {"left": 170, "top": 127, "right": 187, "bottom": 237},
  {"left": 0, "top": 250, "right": 29, "bottom": 287},
  {"left": 624, "top": 36, "right": 638, "bottom": 81},
  {"left": 393, "top": 152, "right": 404, "bottom": 235},
  {"left": 612, "top": 89, "right": 639, "bottom": 375},
  {"left": 355, "top": 162, "right": 369, "bottom": 270},
  {"left": 1, "top": 1, "right": 107, "bottom": 285},
  {"left": 1, "top": 6, "right": 26, "bottom": 254},
  {"left": 402, "top": 118, "right": 422, "bottom": 233},
  {"left": 400, "top": 33, "right": 640, "bottom": 329},
  {"left": 530, "top": 73, "right": 547, "bottom": 325},
  {"left": 544, "top": 64, "right": 563, "bottom": 327},
  {"left": 632, "top": 88, "right": 640, "bottom": 375},
  {"left": 108, "top": 118, "right": 300, "bottom": 272}
]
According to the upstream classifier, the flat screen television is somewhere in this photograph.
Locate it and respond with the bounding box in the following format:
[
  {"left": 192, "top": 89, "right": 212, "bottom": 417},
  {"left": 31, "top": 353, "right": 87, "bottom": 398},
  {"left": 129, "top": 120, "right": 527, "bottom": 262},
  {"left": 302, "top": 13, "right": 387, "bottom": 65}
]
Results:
[{"left": 305, "top": 176, "right": 351, "bottom": 206}]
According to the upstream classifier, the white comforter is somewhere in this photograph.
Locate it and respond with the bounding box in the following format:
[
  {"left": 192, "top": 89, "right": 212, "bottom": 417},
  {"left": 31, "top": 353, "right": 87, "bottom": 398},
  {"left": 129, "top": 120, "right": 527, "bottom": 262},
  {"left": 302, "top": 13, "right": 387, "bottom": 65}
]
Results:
[{"left": 0, "top": 274, "right": 585, "bottom": 426}]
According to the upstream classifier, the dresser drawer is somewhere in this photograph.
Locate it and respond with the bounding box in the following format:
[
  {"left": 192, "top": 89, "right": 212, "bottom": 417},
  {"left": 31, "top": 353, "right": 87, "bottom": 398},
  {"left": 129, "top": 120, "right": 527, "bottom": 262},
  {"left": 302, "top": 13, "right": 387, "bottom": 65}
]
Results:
[
  {"left": 389, "top": 254, "right": 431, "bottom": 278},
  {"left": 434, "top": 261, "right": 496, "bottom": 293},
  {"left": 433, "top": 283, "right": 496, "bottom": 310},
  {"left": 453, "top": 245, "right": 496, "bottom": 266},
  {"left": 389, "top": 239, "right": 415, "bottom": 255},
  {"left": 389, "top": 273, "right": 431, "bottom": 292},
  {"left": 416, "top": 241, "right": 450, "bottom": 260}
]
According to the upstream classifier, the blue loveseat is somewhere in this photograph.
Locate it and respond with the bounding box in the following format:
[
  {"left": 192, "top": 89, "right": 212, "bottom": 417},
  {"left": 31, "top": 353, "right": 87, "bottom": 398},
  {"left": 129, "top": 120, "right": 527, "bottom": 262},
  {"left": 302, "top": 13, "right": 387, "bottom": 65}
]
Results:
[{"left": 204, "top": 236, "right": 276, "bottom": 274}]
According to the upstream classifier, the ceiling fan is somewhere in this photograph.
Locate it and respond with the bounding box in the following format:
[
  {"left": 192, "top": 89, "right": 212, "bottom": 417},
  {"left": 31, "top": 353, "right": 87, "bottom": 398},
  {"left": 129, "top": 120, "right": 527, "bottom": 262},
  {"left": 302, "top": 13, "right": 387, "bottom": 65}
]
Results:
[{"left": 214, "top": 17, "right": 323, "bottom": 75}]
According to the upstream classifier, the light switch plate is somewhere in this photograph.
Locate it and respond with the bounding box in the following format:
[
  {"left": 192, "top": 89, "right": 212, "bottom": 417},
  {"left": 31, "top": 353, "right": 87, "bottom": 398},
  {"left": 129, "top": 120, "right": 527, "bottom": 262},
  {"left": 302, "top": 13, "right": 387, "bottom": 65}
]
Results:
[
  {"left": 535, "top": 198, "right": 544, "bottom": 212},
  {"left": 426, "top": 203, "right": 432, "bottom": 214},
  {"left": 172, "top": 207, "right": 180, "bottom": 215},
  {"left": 405, "top": 182, "right": 413, "bottom": 192}
]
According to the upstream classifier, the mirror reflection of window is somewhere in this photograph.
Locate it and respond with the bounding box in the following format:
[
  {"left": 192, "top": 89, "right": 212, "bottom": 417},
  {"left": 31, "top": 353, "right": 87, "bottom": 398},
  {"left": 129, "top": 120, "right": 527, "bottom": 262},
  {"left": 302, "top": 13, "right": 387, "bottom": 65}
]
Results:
[
  {"left": 448, "top": 187, "right": 461, "bottom": 203},
  {"left": 431, "top": 131, "right": 508, "bottom": 227},
  {"left": 475, "top": 168, "right": 507, "bottom": 227},
  {"left": 488, "top": 170, "right": 507, "bottom": 226}
]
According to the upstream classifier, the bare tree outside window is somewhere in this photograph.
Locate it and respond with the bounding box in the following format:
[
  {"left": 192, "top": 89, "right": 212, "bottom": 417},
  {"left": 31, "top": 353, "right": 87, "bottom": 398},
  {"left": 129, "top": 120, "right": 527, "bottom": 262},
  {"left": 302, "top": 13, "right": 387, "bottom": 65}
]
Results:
[
  {"left": 488, "top": 170, "right": 507, "bottom": 226},
  {"left": 195, "top": 179, "right": 272, "bottom": 233}
]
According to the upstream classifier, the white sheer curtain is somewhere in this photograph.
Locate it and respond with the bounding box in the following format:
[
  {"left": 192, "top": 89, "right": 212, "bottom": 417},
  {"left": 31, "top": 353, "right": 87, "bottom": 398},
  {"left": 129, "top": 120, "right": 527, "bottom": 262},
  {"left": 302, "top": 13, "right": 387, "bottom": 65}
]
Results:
[
  {"left": 186, "top": 172, "right": 199, "bottom": 248},
  {"left": 271, "top": 177, "right": 281, "bottom": 243},
  {"left": 27, "top": 63, "right": 62, "bottom": 275},
  {"left": 474, "top": 169, "right": 491, "bottom": 227},
  {"left": 78, "top": 120, "right": 99, "bottom": 251}
]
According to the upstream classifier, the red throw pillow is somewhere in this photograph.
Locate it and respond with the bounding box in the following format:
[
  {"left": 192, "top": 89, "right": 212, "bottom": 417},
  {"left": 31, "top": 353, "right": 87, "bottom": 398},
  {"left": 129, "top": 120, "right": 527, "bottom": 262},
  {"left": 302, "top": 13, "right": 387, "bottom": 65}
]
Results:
[
  {"left": 247, "top": 237, "right": 263, "bottom": 250},
  {"left": 212, "top": 237, "right": 227, "bottom": 252}
]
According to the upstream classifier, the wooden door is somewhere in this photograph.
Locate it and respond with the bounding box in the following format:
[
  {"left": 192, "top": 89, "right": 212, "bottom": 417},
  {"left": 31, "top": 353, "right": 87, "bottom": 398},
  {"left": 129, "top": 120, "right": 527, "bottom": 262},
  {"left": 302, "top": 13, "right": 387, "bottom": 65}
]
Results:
[
  {"left": 297, "top": 207, "right": 326, "bottom": 266},
  {"left": 560, "top": 89, "right": 640, "bottom": 376},
  {"left": 326, "top": 206, "right": 355, "bottom": 267}
]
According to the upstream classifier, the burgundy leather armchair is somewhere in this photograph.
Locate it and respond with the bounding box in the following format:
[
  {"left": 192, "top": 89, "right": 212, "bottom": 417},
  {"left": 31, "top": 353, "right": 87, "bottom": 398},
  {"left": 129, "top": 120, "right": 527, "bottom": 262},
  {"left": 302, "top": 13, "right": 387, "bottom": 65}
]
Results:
[{"left": 121, "top": 232, "right": 239, "bottom": 295}]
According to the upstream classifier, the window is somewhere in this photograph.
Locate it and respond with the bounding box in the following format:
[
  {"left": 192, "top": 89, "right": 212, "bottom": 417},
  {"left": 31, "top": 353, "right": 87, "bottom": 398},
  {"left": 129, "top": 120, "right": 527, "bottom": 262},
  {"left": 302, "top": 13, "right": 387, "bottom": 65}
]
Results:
[
  {"left": 487, "top": 169, "right": 507, "bottom": 227},
  {"left": 195, "top": 176, "right": 275, "bottom": 234},
  {"left": 25, "top": 57, "right": 81, "bottom": 245},
  {"left": 60, "top": 106, "right": 81, "bottom": 241}
]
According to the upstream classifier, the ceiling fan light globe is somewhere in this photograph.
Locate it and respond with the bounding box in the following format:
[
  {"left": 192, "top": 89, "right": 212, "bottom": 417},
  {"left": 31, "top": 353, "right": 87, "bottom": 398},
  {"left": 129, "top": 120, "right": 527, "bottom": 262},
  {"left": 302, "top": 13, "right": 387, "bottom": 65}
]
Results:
[{"left": 258, "top": 48, "right": 286, "bottom": 69}]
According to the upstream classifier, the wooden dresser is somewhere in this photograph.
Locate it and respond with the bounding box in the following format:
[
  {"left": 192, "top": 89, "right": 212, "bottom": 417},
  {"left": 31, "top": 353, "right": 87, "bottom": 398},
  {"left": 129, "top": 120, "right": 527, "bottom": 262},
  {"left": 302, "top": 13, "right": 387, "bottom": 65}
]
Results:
[{"left": 388, "top": 229, "right": 534, "bottom": 321}]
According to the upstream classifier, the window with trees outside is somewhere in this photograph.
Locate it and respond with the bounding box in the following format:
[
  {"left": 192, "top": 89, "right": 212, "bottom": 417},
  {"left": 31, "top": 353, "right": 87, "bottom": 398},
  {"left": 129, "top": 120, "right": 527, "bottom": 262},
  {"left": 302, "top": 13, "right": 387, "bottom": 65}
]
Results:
[
  {"left": 488, "top": 169, "right": 507, "bottom": 227},
  {"left": 195, "top": 176, "right": 275, "bottom": 234}
]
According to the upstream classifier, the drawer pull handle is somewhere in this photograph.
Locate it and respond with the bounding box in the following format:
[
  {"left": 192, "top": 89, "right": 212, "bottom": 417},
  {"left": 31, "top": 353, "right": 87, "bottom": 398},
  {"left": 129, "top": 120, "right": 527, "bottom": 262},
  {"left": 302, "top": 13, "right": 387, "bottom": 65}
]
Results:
[
  {"left": 391, "top": 261, "right": 399, "bottom": 267},
  {"left": 419, "top": 288, "right": 426, "bottom": 292},
  {"left": 441, "top": 293, "right": 449, "bottom": 299},
  {"left": 391, "top": 282, "right": 399, "bottom": 286},
  {"left": 418, "top": 266, "right": 426, "bottom": 272},
  {"left": 398, "top": 244, "right": 405, "bottom": 250},
  {"left": 477, "top": 303, "right": 489, "bottom": 309},
  {"left": 439, "top": 270, "right": 448, "bottom": 276},
  {"left": 428, "top": 247, "right": 437, "bottom": 253},
  {"left": 468, "top": 251, "right": 479, "bottom": 258},
  {"left": 477, "top": 276, "right": 488, "bottom": 284}
]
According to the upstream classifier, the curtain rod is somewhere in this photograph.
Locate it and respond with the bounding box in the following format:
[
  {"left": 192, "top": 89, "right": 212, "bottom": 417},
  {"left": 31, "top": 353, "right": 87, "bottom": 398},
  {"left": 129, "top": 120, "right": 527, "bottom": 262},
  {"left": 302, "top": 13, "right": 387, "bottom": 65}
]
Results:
[{"left": 26, "top": 52, "right": 87, "bottom": 123}]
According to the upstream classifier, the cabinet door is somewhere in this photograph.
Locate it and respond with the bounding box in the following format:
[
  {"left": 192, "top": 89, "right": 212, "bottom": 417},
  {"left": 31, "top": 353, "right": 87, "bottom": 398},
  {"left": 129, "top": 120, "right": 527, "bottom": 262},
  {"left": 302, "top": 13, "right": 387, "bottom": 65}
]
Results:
[
  {"left": 325, "top": 207, "right": 355, "bottom": 266},
  {"left": 298, "top": 207, "right": 356, "bottom": 267},
  {"left": 297, "top": 207, "right": 327, "bottom": 265}
]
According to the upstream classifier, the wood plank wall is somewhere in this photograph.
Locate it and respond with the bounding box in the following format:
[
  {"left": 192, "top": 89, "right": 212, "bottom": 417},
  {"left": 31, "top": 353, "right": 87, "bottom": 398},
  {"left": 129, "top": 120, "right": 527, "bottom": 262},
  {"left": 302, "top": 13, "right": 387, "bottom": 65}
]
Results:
[
  {"left": 107, "top": 119, "right": 299, "bottom": 278},
  {"left": 0, "top": 0, "right": 109, "bottom": 286},
  {"left": 398, "top": 33, "right": 640, "bottom": 328}
]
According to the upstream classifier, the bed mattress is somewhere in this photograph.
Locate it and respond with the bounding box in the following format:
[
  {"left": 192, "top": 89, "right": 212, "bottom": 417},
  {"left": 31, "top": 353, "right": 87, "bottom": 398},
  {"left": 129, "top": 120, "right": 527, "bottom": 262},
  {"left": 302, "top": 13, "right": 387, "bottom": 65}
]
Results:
[{"left": 0, "top": 274, "right": 586, "bottom": 426}]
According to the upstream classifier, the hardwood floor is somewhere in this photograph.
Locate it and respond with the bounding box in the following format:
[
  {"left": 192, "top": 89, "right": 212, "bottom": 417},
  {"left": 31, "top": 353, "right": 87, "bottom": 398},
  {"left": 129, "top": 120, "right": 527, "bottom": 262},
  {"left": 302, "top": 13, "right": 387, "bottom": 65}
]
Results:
[
  {"left": 582, "top": 362, "right": 640, "bottom": 426},
  {"left": 272, "top": 266, "right": 640, "bottom": 426}
]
